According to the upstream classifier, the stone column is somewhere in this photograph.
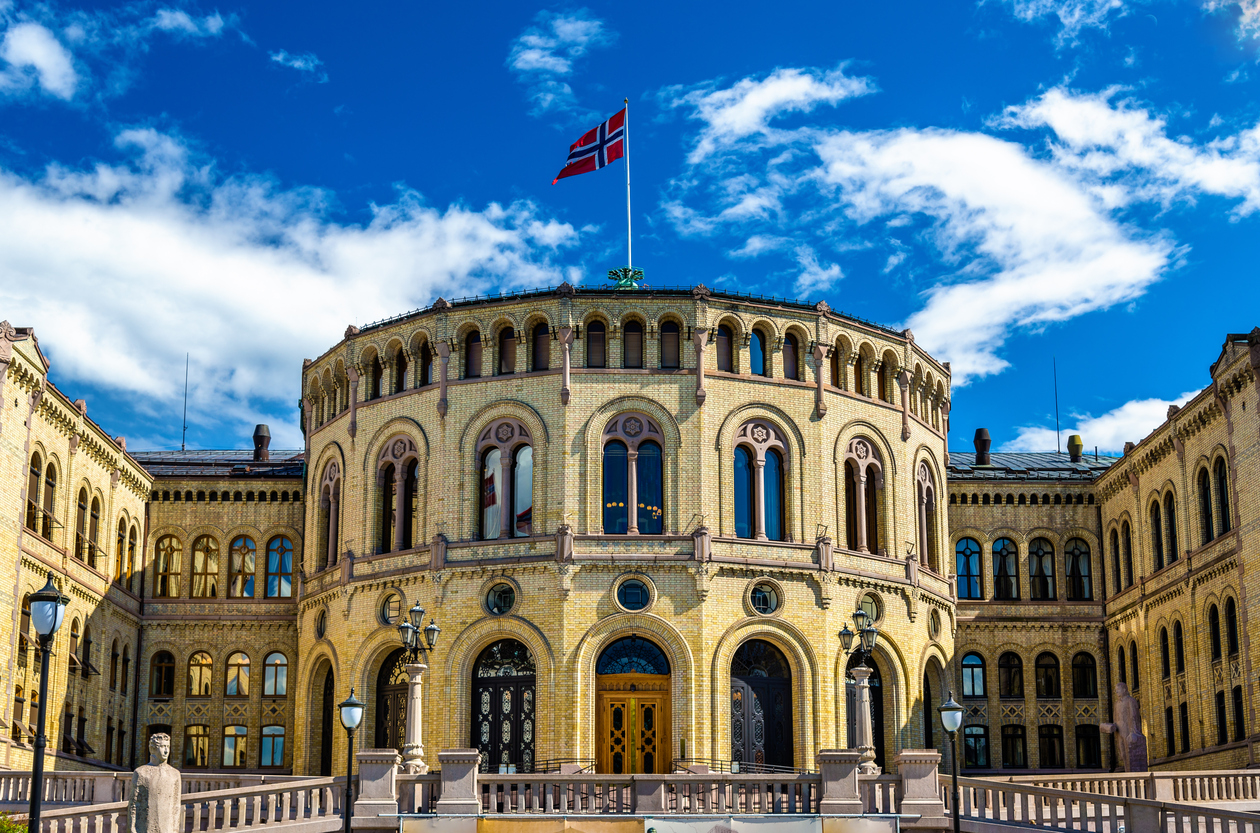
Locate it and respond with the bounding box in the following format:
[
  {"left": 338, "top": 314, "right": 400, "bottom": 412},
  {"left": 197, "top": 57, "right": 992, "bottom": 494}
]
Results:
[
  {"left": 402, "top": 662, "right": 428, "bottom": 773},
  {"left": 816, "top": 750, "right": 863, "bottom": 815},
  {"left": 693, "top": 328, "right": 708, "bottom": 405},
  {"left": 498, "top": 451, "right": 511, "bottom": 539},
  {"left": 352, "top": 749, "right": 401, "bottom": 824},
  {"left": 812, "top": 343, "right": 828, "bottom": 417},
  {"left": 897, "top": 369, "right": 911, "bottom": 440},
  {"left": 894, "top": 750, "right": 946, "bottom": 822},
  {"left": 754, "top": 458, "right": 767, "bottom": 540},
  {"left": 435, "top": 749, "right": 482, "bottom": 815},
  {"left": 627, "top": 449, "right": 639, "bottom": 534},
  {"left": 851, "top": 665, "right": 879, "bottom": 775},
  {"left": 436, "top": 343, "right": 450, "bottom": 417},
  {"left": 855, "top": 470, "right": 869, "bottom": 553},
  {"left": 327, "top": 492, "right": 340, "bottom": 567},
  {"left": 558, "top": 326, "right": 574, "bottom": 405},
  {"left": 917, "top": 487, "right": 929, "bottom": 566}
]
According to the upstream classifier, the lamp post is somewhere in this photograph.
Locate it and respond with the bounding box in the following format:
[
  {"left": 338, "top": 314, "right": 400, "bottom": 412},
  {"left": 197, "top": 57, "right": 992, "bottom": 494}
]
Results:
[
  {"left": 839, "top": 606, "right": 881, "bottom": 775},
  {"left": 339, "top": 688, "right": 364, "bottom": 833},
  {"left": 395, "top": 602, "right": 440, "bottom": 773},
  {"left": 27, "top": 572, "right": 69, "bottom": 832},
  {"left": 938, "top": 692, "right": 964, "bottom": 833}
]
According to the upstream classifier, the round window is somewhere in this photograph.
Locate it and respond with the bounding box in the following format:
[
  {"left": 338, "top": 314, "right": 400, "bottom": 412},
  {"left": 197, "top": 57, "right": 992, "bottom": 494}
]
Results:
[
  {"left": 315, "top": 609, "right": 327, "bottom": 639},
  {"left": 381, "top": 594, "right": 402, "bottom": 624},
  {"left": 929, "top": 609, "right": 941, "bottom": 640},
  {"left": 486, "top": 583, "right": 515, "bottom": 615},
  {"left": 859, "top": 593, "right": 881, "bottom": 624},
  {"left": 617, "top": 579, "right": 650, "bottom": 611},
  {"left": 751, "top": 583, "right": 779, "bottom": 615}
]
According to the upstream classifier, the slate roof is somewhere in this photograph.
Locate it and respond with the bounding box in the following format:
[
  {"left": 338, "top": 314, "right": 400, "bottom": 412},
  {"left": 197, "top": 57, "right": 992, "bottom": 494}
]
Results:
[
  {"left": 947, "top": 451, "right": 1120, "bottom": 483},
  {"left": 130, "top": 449, "right": 304, "bottom": 479}
]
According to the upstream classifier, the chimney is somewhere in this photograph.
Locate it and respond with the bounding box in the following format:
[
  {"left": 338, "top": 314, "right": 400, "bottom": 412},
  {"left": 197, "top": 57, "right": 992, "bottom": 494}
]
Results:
[
  {"left": 1067, "top": 434, "right": 1084, "bottom": 463},
  {"left": 253, "top": 424, "right": 271, "bottom": 462},
  {"left": 973, "top": 428, "right": 991, "bottom": 466}
]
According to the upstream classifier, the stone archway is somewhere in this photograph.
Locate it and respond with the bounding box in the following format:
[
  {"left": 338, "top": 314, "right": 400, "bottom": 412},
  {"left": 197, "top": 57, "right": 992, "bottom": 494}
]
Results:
[
  {"left": 595, "top": 635, "right": 671, "bottom": 774},
  {"left": 470, "top": 639, "right": 537, "bottom": 773},
  {"left": 731, "top": 639, "right": 793, "bottom": 771}
]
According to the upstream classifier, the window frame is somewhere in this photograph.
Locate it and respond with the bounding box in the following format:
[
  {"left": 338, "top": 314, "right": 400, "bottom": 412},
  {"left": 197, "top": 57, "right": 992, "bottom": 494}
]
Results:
[{"left": 961, "top": 653, "right": 986, "bottom": 698}]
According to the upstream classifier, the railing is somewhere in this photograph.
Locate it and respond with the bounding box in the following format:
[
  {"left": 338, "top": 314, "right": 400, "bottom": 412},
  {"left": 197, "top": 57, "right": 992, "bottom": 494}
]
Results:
[
  {"left": 997, "top": 772, "right": 1151, "bottom": 799},
  {"left": 664, "top": 773, "right": 820, "bottom": 814},
  {"left": 976, "top": 768, "right": 1260, "bottom": 804},
  {"left": 395, "top": 773, "right": 441, "bottom": 814},
  {"left": 672, "top": 757, "right": 812, "bottom": 775},
  {"left": 479, "top": 774, "right": 633, "bottom": 814},
  {"left": 860, "top": 773, "right": 901, "bottom": 814},
  {"left": 0, "top": 773, "right": 317, "bottom": 808}
]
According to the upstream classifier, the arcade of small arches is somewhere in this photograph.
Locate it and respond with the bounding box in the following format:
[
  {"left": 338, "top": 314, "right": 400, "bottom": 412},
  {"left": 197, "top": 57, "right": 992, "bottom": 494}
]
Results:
[
  {"left": 954, "top": 534, "right": 1096, "bottom": 602},
  {"left": 148, "top": 533, "right": 296, "bottom": 600}
]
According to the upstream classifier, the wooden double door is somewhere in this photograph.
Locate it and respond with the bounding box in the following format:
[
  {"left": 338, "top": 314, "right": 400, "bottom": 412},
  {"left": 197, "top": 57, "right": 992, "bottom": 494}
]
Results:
[{"left": 596, "top": 674, "right": 670, "bottom": 774}]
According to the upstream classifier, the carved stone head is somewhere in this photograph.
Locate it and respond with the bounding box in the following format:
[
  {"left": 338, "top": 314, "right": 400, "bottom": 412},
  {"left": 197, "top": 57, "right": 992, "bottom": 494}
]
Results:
[{"left": 149, "top": 732, "right": 171, "bottom": 764}]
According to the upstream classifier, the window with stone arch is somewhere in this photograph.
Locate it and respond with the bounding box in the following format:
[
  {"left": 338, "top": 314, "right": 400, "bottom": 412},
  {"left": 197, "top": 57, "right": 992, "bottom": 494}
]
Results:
[
  {"left": 783, "top": 332, "right": 802, "bottom": 381},
  {"left": 1198, "top": 466, "right": 1215, "bottom": 546},
  {"left": 750, "top": 327, "right": 769, "bottom": 376},
  {"left": 916, "top": 461, "right": 940, "bottom": 571},
  {"left": 716, "top": 323, "right": 735, "bottom": 372},
  {"left": 1215, "top": 457, "right": 1231, "bottom": 534},
  {"left": 1028, "top": 537, "right": 1055, "bottom": 600},
  {"left": 377, "top": 435, "right": 420, "bottom": 553},
  {"left": 154, "top": 535, "right": 182, "bottom": 598},
  {"left": 843, "top": 437, "right": 884, "bottom": 555},
  {"left": 877, "top": 354, "right": 894, "bottom": 404},
  {"left": 188, "top": 651, "right": 213, "bottom": 697},
  {"left": 318, "top": 460, "right": 342, "bottom": 572},
  {"left": 478, "top": 419, "right": 534, "bottom": 540},
  {"left": 266, "top": 537, "right": 294, "bottom": 598},
  {"left": 1150, "top": 501, "right": 1164, "bottom": 571},
  {"left": 191, "top": 535, "right": 219, "bottom": 598},
  {"left": 464, "top": 329, "right": 483, "bottom": 378},
  {"left": 1065, "top": 538, "right": 1092, "bottom": 600},
  {"left": 659, "top": 320, "right": 681, "bottom": 369},
  {"left": 733, "top": 420, "right": 788, "bottom": 541},
  {"left": 586, "top": 319, "right": 607, "bottom": 367},
  {"left": 228, "top": 536, "right": 255, "bottom": 598},
  {"left": 602, "top": 413, "right": 665, "bottom": 535}
]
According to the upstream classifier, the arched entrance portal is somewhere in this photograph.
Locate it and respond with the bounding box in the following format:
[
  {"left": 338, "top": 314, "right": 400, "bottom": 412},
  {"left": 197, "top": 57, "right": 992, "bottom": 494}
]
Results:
[
  {"left": 471, "top": 639, "right": 537, "bottom": 773},
  {"left": 731, "top": 639, "right": 793, "bottom": 771},
  {"left": 319, "top": 668, "right": 334, "bottom": 776},
  {"left": 596, "top": 635, "right": 671, "bottom": 774},
  {"left": 375, "top": 649, "right": 408, "bottom": 755},
  {"left": 846, "top": 653, "right": 885, "bottom": 769}
]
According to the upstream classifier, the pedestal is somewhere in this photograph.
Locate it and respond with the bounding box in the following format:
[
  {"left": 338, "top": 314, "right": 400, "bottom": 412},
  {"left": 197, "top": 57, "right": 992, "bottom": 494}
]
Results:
[
  {"left": 851, "top": 665, "right": 881, "bottom": 776},
  {"left": 402, "top": 663, "right": 428, "bottom": 773}
]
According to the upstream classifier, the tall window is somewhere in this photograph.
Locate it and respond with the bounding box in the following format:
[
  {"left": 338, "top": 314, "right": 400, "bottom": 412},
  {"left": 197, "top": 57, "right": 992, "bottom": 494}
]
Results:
[
  {"left": 419, "top": 341, "right": 432, "bottom": 386},
  {"left": 602, "top": 414, "right": 665, "bottom": 535},
  {"left": 1216, "top": 690, "right": 1229, "bottom": 746},
  {"left": 261, "top": 726, "right": 285, "bottom": 767},
  {"left": 264, "top": 653, "right": 288, "bottom": 696},
  {"left": 532, "top": 324, "right": 549, "bottom": 371},
  {"left": 998, "top": 652, "right": 1023, "bottom": 698},
  {"left": 623, "top": 321, "right": 644, "bottom": 368},
  {"left": 464, "top": 330, "right": 482, "bottom": 378},
  {"left": 188, "top": 652, "right": 213, "bottom": 697},
  {"left": 1164, "top": 493, "right": 1179, "bottom": 562},
  {"left": 191, "top": 536, "right": 219, "bottom": 598},
  {"left": 750, "top": 328, "right": 767, "bottom": 376},
  {"left": 1029, "top": 537, "right": 1056, "bottom": 600},
  {"left": 956, "top": 538, "right": 982, "bottom": 599},
  {"left": 1215, "top": 459, "right": 1231, "bottom": 534},
  {"left": 266, "top": 537, "right": 293, "bottom": 598},
  {"left": 150, "top": 651, "right": 175, "bottom": 697},
  {"left": 1075, "top": 725, "right": 1101, "bottom": 768},
  {"left": 1130, "top": 641, "right": 1140, "bottom": 691},
  {"left": 877, "top": 361, "right": 891, "bottom": 403},
  {"left": 1173, "top": 621, "right": 1185, "bottom": 673},
  {"left": 829, "top": 344, "right": 842, "bottom": 387},
  {"left": 1122, "top": 521, "right": 1134, "bottom": 585},
  {"left": 122, "top": 646, "right": 130, "bottom": 695},
  {"left": 479, "top": 419, "right": 534, "bottom": 539},
  {"left": 75, "top": 488, "right": 88, "bottom": 563},
  {"left": 660, "top": 322, "right": 680, "bottom": 369},
  {"left": 1002, "top": 725, "right": 1027, "bottom": 768},
  {"left": 226, "top": 652, "right": 250, "bottom": 697},
  {"left": 110, "top": 640, "right": 119, "bottom": 691},
  {"left": 368, "top": 354, "right": 383, "bottom": 399},
  {"left": 393, "top": 350, "right": 408, "bottom": 394},
  {"left": 184, "top": 725, "right": 209, "bottom": 767},
  {"left": 25, "top": 452, "right": 41, "bottom": 531},
  {"left": 1198, "top": 468, "right": 1215, "bottom": 545},
  {"left": 853, "top": 352, "right": 867, "bottom": 395},
  {"left": 379, "top": 461, "right": 397, "bottom": 552},
  {"left": 993, "top": 538, "right": 1019, "bottom": 600},
  {"left": 154, "top": 536, "right": 181, "bottom": 598},
  {"left": 586, "top": 321, "right": 606, "bottom": 367},
  {"left": 1164, "top": 707, "right": 1176, "bottom": 757},
  {"left": 1210, "top": 605, "right": 1223, "bottom": 660},
  {"left": 1233, "top": 685, "right": 1246, "bottom": 742},
  {"left": 917, "top": 463, "right": 939, "bottom": 571},
  {"left": 1035, "top": 653, "right": 1060, "bottom": 698},
  {"left": 1160, "top": 628, "right": 1171, "bottom": 679},
  {"left": 222, "top": 726, "right": 247, "bottom": 768},
  {"left": 716, "top": 324, "right": 734, "bottom": 372},
  {"left": 127, "top": 526, "right": 137, "bottom": 592},
  {"left": 1072, "top": 653, "right": 1098, "bottom": 698},
  {"left": 963, "top": 726, "right": 988, "bottom": 768},
  {"left": 115, "top": 519, "right": 127, "bottom": 583},
  {"left": 1110, "top": 530, "right": 1122, "bottom": 594},
  {"left": 734, "top": 446, "right": 753, "bottom": 540},
  {"left": 1151, "top": 502, "right": 1165, "bottom": 571},
  {"left": 1180, "top": 702, "right": 1190, "bottom": 753},
  {"left": 1226, "top": 598, "right": 1239, "bottom": 656},
  {"left": 733, "top": 421, "right": 788, "bottom": 542},
  {"left": 229, "top": 536, "right": 255, "bottom": 598},
  {"left": 40, "top": 461, "right": 56, "bottom": 540},
  {"left": 498, "top": 328, "right": 516, "bottom": 375},
  {"left": 1065, "top": 538, "right": 1092, "bottom": 600},
  {"left": 961, "top": 653, "right": 985, "bottom": 697},
  {"left": 1038, "top": 725, "right": 1064, "bottom": 768},
  {"left": 843, "top": 438, "right": 884, "bottom": 554},
  {"left": 1116, "top": 646, "right": 1127, "bottom": 685}
]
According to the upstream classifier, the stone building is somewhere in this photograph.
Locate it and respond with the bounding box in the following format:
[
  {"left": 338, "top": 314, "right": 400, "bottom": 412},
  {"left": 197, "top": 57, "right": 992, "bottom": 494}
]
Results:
[{"left": 0, "top": 290, "right": 1256, "bottom": 778}]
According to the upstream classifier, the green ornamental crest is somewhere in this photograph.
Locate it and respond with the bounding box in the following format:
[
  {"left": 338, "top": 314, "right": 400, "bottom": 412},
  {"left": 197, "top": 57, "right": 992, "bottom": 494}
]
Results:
[{"left": 607, "top": 266, "right": 644, "bottom": 289}]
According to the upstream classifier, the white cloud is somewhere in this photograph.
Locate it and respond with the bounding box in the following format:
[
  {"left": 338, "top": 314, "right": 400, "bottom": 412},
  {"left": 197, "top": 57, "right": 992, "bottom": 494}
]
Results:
[
  {"left": 0, "top": 22, "right": 77, "bottom": 98},
  {"left": 269, "top": 49, "right": 327, "bottom": 82},
  {"left": 792, "top": 245, "right": 843, "bottom": 295},
  {"left": 0, "top": 128, "right": 580, "bottom": 447},
  {"left": 1000, "top": 389, "right": 1200, "bottom": 453},
  {"left": 993, "top": 0, "right": 1129, "bottom": 43},
  {"left": 1203, "top": 0, "right": 1260, "bottom": 41},
  {"left": 507, "top": 9, "right": 614, "bottom": 116},
  {"left": 150, "top": 9, "right": 224, "bottom": 38}
]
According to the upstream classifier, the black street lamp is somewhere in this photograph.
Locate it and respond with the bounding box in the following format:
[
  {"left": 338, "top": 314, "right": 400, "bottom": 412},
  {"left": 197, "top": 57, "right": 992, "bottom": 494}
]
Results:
[
  {"left": 396, "top": 601, "right": 440, "bottom": 663},
  {"left": 27, "top": 572, "right": 69, "bottom": 833},
  {"left": 338, "top": 688, "right": 365, "bottom": 833},
  {"left": 938, "top": 692, "right": 964, "bottom": 833},
  {"left": 839, "top": 606, "right": 880, "bottom": 667}
]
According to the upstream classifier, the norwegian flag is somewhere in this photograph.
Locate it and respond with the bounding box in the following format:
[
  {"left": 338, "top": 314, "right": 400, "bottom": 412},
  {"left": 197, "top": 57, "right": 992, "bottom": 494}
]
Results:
[
  {"left": 483, "top": 473, "right": 496, "bottom": 507},
  {"left": 552, "top": 108, "right": 626, "bottom": 184}
]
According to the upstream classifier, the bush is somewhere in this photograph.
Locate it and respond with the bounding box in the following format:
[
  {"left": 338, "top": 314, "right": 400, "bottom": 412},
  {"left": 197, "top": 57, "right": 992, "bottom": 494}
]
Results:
[{"left": 0, "top": 812, "right": 28, "bottom": 833}]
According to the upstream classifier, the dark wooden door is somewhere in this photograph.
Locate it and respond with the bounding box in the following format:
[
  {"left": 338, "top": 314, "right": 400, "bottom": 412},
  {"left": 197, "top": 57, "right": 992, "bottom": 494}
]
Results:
[
  {"left": 375, "top": 649, "right": 408, "bottom": 754},
  {"left": 471, "top": 640, "right": 536, "bottom": 772},
  {"left": 319, "top": 670, "right": 334, "bottom": 776},
  {"left": 732, "top": 677, "right": 792, "bottom": 770}
]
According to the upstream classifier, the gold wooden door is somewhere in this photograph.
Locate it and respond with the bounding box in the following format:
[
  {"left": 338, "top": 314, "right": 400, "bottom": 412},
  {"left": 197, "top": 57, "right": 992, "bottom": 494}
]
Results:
[{"left": 596, "top": 674, "right": 670, "bottom": 773}]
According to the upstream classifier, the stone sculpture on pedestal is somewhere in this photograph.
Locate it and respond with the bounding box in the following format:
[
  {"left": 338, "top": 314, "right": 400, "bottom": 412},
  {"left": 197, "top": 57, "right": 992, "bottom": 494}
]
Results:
[
  {"left": 128, "top": 733, "right": 181, "bottom": 833},
  {"left": 1101, "top": 682, "right": 1148, "bottom": 772}
]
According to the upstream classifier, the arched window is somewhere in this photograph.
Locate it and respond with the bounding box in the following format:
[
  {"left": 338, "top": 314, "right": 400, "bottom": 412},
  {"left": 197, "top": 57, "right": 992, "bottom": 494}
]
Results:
[
  {"left": 1215, "top": 459, "right": 1231, "bottom": 534},
  {"left": 464, "top": 330, "right": 482, "bottom": 378},
  {"left": 716, "top": 324, "right": 734, "bottom": 372},
  {"left": 956, "top": 538, "right": 982, "bottom": 599},
  {"left": 261, "top": 726, "right": 285, "bottom": 767},
  {"left": 225, "top": 652, "right": 250, "bottom": 697},
  {"left": 854, "top": 352, "right": 867, "bottom": 396},
  {"left": 1164, "top": 493, "right": 1179, "bottom": 562},
  {"left": 1029, "top": 538, "right": 1056, "bottom": 600},
  {"left": 1130, "top": 641, "right": 1140, "bottom": 691},
  {"left": 734, "top": 446, "right": 753, "bottom": 539},
  {"left": 368, "top": 354, "right": 383, "bottom": 400},
  {"left": 222, "top": 726, "right": 247, "bottom": 768},
  {"left": 623, "top": 321, "right": 644, "bottom": 368},
  {"left": 784, "top": 333, "right": 802, "bottom": 379},
  {"left": 1035, "top": 653, "right": 1060, "bottom": 699},
  {"left": 419, "top": 341, "right": 433, "bottom": 387},
  {"left": 229, "top": 536, "right": 255, "bottom": 598},
  {"left": 1151, "top": 502, "right": 1164, "bottom": 571},
  {"left": 1121, "top": 521, "right": 1134, "bottom": 585},
  {"left": 844, "top": 438, "right": 884, "bottom": 554},
  {"left": 394, "top": 350, "right": 408, "bottom": 394},
  {"left": 41, "top": 462, "right": 56, "bottom": 540},
  {"left": 191, "top": 535, "right": 219, "bottom": 598},
  {"left": 1199, "top": 468, "right": 1215, "bottom": 545},
  {"left": 378, "top": 436, "right": 419, "bottom": 552},
  {"left": 75, "top": 488, "right": 88, "bottom": 562},
  {"left": 127, "top": 525, "right": 138, "bottom": 592},
  {"left": 184, "top": 725, "right": 210, "bottom": 768},
  {"left": 115, "top": 518, "right": 127, "bottom": 582},
  {"left": 478, "top": 419, "right": 534, "bottom": 539},
  {"left": 121, "top": 646, "right": 130, "bottom": 695},
  {"left": 319, "top": 461, "right": 341, "bottom": 571},
  {"left": 379, "top": 462, "right": 397, "bottom": 552},
  {"left": 532, "top": 323, "right": 550, "bottom": 371},
  {"left": 68, "top": 620, "right": 80, "bottom": 676},
  {"left": 150, "top": 651, "right": 175, "bottom": 697},
  {"left": 586, "top": 321, "right": 606, "bottom": 367},
  {"left": 829, "top": 344, "right": 842, "bottom": 388},
  {"left": 660, "top": 322, "right": 680, "bottom": 369},
  {"left": 961, "top": 653, "right": 985, "bottom": 697},
  {"left": 498, "top": 328, "right": 516, "bottom": 375},
  {"left": 1210, "top": 605, "right": 1222, "bottom": 660},
  {"left": 1072, "top": 653, "right": 1098, "bottom": 698},
  {"left": 998, "top": 652, "right": 1023, "bottom": 698},
  {"left": 1226, "top": 598, "right": 1239, "bottom": 656},
  {"left": 266, "top": 537, "right": 293, "bottom": 598},
  {"left": 993, "top": 538, "right": 1019, "bottom": 600},
  {"left": 734, "top": 421, "right": 789, "bottom": 542},
  {"left": 877, "top": 362, "right": 891, "bottom": 403},
  {"left": 602, "top": 414, "right": 665, "bottom": 535},
  {"left": 1159, "top": 628, "right": 1171, "bottom": 679},
  {"left": 1065, "top": 538, "right": 1092, "bottom": 600},
  {"left": 1116, "top": 646, "right": 1127, "bottom": 685},
  {"left": 917, "top": 463, "right": 939, "bottom": 571},
  {"left": 25, "top": 452, "right": 40, "bottom": 531},
  {"left": 1173, "top": 621, "right": 1185, "bottom": 674},
  {"left": 1110, "top": 529, "right": 1122, "bottom": 594},
  {"left": 87, "top": 496, "right": 101, "bottom": 568},
  {"left": 188, "top": 652, "right": 213, "bottom": 697},
  {"left": 264, "top": 652, "right": 287, "bottom": 696},
  {"left": 750, "top": 328, "right": 767, "bottom": 376},
  {"left": 154, "top": 536, "right": 181, "bottom": 598},
  {"left": 110, "top": 640, "right": 119, "bottom": 691}
]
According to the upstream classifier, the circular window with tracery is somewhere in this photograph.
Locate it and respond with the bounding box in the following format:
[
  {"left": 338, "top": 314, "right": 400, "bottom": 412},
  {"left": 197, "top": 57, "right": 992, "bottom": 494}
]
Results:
[
  {"left": 314, "top": 609, "right": 327, "bottom": 639},
  {"left": 929, "top": 609, "right": 941, "bottom": 640},
  {"left": 858, "top": 593, "right": 882, "bottom": 625},
  {"left": 750, "top": 582, "right": 780, "bottom": 615},
  {"left": 614, "top": 576, "right": 653, "bottom": 612},
  {"left": 486, "top": 583, "right": 516, "bottom": 616},
  {"left": 380, "top": 593, "right": 402, "bottom": 625}
]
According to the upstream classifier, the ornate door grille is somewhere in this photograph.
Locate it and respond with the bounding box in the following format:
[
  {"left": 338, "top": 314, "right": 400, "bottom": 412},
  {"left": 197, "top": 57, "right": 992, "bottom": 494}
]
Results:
[
  {"left": 471, "top": 640, "right": 536, "bottom": 773},
  {"left": 376, "top": 649, "right": 409, "bottom": 754}
]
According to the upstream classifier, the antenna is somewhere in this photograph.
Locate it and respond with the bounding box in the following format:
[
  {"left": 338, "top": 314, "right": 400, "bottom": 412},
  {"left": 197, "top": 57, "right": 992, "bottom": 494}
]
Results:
[
  {"left": 1053, "top": 356, "right": 1061, "bottom": 455},
  {"left": 181, "top": 353, "right": 189, "bottom": 452}
]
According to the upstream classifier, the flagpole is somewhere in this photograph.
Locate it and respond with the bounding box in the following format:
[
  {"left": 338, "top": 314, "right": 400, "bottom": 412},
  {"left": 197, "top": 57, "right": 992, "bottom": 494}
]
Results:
[{"left": 624, "top": 97, "right": 631, "bottom": 271}]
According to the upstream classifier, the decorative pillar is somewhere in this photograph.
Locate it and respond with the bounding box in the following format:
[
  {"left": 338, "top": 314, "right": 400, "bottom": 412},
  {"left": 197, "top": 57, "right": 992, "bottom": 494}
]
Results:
[
  {"left": 855, "top": 471, "right": 869, "bottom": 553},
  {"left": 498, "top": 451, "right": 511, "bottom": 539},
  {"left": 348, "top": 368, "right": 360, "bottom": 439},
  {"left": 327, "top": 492, "right": 340, "bottom": 567},
  {"left": 812, "top": 343, "right": 828, "bottom": 417},
  {"left": 851, "top": 665, "right": 879, "bottom": 775},
  {"left": 918, "top": 487, "right": 929, "bottom": 566},
  {"left": 402, "top": 662, "right": 428, "bottom": 773},
  {"left": 627, "top": 449, "right": 639, "bottom": 534},
  {"left": 559, "top": 326, "right": 574, "bottom": 405},
  {"left": 897, "top": 369, "right": 911, "bottom": 441},
  {"left": 754, "top": 458, "right": 767, "bottom": 540},
  {"left": 435, "top": 343, "right": 450, "bottom": 417},
  {"left": 693, "top": 328, "right": 708, "bottom": 405},
  {"left": 941, "top": 396, "right": 951, "bottom": 463}
]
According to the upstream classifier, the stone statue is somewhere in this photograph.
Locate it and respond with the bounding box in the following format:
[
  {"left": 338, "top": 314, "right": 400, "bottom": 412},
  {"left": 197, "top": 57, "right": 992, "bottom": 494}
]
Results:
[
  {"left": 1101, "top": 682, "right": 1148, "bottom": 772},
  {"left": 128, "top": 733, "right": 182, "bottom": 833}
]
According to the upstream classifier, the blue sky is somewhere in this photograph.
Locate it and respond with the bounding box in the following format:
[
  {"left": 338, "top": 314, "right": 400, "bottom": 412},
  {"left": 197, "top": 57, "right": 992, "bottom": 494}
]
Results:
[{"left": 1, "top": 0, "right": 1257, "bottom": 453}]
